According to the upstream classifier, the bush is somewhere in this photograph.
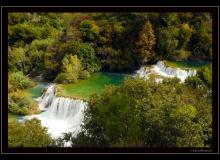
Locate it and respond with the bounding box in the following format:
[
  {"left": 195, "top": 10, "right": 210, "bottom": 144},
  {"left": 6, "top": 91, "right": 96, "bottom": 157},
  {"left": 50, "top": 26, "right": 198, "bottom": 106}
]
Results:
[
  {"left": 197, "top": 64, "right": 212, "bottom": 89},
  {"left": 79, "top": 70, "right": 90, "bottom": 79},
  {"left": 70, "top": 77, "right": 78, "bottom": 83},
  {"left": 8, "top": 82, "right": 14, "bottom": 93},
  {"left": 185, "top": 75, "right": 205, "bottom": 89},
  {"left": 8, "top": 117, "right": 56, "bottom": 147},
  {"left": 67, "top": 76, "right": 211, "bottom": 147},
  {"left": 54, "top": 72, "right": 68, "bottom": 84},
  {"left": 8, "top": 102, "right": 20, "bottom": 113},
  {"left": 8, "top": 71, "right": 36, "bottom": 90},
  {"left": 170, "top": 50, "right": 191, "bottom": 61},
  {"left": 8, "top": 90, "right": 31, "bottom": 115}
]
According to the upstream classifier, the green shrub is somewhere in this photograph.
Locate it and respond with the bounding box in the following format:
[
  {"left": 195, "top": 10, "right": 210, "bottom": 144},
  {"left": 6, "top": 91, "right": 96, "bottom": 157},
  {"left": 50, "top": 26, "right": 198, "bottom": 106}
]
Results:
[
  {"left": 54, "top": 72, "right": 68, "bottom": 84},
  {"left": 8, "top": 90, "right": 31, "bottom": 115},
  {"left": 8, "top": 102, "right": 20, "bottom": 113},
  {"left": 8, "top": 117, "right": 56, "bottom": 147},
  {"left": 71, "top": 77, "right": 78, "bottom": 84},
  {"left": 20, "top": 107, "right": 28, "bottom": 115},
  {"left": 79, "top": 70, "right": 90, "bottom": 79},
  {"left": 197, "top": 64, "right": 212, "bottom": 89},
  {"left": 8, "top": 82, "right": 14, "bottom": 93},
  {"left": 9, "top": 71, "right": 36, "bottom": 90},
  {"left": 170, "top": 50, "right": 191, "bottom": 61}
]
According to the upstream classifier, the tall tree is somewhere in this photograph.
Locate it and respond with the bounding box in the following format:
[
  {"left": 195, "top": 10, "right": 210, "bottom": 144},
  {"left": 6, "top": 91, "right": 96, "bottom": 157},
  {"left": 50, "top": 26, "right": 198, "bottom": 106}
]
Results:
[
  {"left": 135, "top": 20, "right": 156, "bottom": 63},
  {"left": 62, "top": 54, "right": 81, "bottom": 83}
]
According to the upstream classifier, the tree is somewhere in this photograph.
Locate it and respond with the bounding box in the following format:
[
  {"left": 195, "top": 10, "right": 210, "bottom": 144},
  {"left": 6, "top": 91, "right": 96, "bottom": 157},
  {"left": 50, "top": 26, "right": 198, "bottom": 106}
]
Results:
[
  {"left": 135, "top": 20, "right": 156, "bottom": 63},
  {"left": 66, "top": 27, "right": 83, "bottom": 42},
  {"left": 14, "top": 47, "right": 26, "bottom": 73},
  {"left": 77, "top": 42, "right": 101, "bottom": 72},
  {"left": 178, "top": 12, "right": 193, "bottom": 23},
  {"left": 73, "top": 15, "right": 91, "bottom": 28},
  {"left": 156, "top": 26, "right": 180, "bottom": 59},
  {"left": 42, "top": 22, "right": 53, "bottom": 39},
  {"left": 98, "top": 92, "right": 142, "bottom": 147},
  {"left": 61, "top": 54, "right": 81, "bottom": 83},
  {"left": 197, "top": 64, "right": 212, "bottom": 89},
  {"left": 62, "top": 75, "right": 211, "bottom": 147},
  {"left": 179, "top": 23, "right": 193, "bottom": 49},
  {"left": 190, "top": 20, "right": 212, "bottom": 59},
  {"left": 8, "top": 13, "right": 28, "bottom": 25},
  {"left": 78, "top": 20, "right": 100, "bottom": 41},
  {"left": 53, "top": 72, "right": 68, "bottom": 84},
  {"left": 8, "top": 118, "right": 56, "bottom": 147},
  {"left": 161, "top": 13, "right": 178, "bottom": 26},
  {"left": 8, "top": 23, "right": 35, "bottom": 46}
]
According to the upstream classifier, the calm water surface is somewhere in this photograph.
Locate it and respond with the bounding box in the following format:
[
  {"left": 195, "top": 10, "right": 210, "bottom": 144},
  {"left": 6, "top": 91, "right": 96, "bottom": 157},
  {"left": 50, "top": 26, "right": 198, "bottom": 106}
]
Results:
[
  {"left": 8, "top": 60, "right": 211, "bottom": 121},
  {"left": 59, "top": 70, "right": 137, "bottom": 99},
  {"left": 168, "top": 60, "right": 212, "bottom": 69}
]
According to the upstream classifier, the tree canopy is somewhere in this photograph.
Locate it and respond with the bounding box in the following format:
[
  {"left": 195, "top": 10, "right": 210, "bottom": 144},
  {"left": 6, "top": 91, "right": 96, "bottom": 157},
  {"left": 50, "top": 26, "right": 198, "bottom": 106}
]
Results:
[
  {"left": 7, "top": 12, "right": 213, "bottom": 148},
  {"left": 8, "top": 12, "right": 212, "bottom": 83},
  {"left": 59, "top": 72, "right": 212, "bottom": 147}
]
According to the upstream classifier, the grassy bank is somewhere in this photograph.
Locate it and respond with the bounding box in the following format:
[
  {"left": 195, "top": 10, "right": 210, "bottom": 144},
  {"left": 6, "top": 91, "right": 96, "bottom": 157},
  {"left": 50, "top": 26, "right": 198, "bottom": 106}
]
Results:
[
  {"left": 54, "top": 84, "right": 89, "bottom": 102},
  {"left": 162, "top": 60, "right": 212, "bottom": 70}
]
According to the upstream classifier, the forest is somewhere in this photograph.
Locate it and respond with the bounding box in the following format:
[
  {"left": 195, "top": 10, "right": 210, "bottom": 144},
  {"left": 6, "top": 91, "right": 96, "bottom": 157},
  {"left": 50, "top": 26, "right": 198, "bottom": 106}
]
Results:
[{"left": 7, "top": 12, "right": 212, "bottom": 148}]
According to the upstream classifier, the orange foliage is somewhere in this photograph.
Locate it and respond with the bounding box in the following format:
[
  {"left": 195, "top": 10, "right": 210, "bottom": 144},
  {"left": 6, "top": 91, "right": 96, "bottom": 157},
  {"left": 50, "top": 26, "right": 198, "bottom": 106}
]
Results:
[{"left": 73, "top": 15, "right": 91, "bottom": 28}]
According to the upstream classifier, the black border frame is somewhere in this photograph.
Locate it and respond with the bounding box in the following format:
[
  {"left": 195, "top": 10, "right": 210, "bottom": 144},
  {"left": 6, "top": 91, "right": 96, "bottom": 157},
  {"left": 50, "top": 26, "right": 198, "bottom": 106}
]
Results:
[{"left": 1, "top": 6, "right": 219, "bottom": 154}]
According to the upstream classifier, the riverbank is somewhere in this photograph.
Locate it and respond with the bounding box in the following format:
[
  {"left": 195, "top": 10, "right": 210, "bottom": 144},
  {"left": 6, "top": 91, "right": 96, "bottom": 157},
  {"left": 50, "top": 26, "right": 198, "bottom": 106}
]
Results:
[
  {"left": 53, "top": 71, "right": 137, "bottom": 100},
  {"left": 162, "top": 60, "right": 212, "bottom": 70},
  {"left": 54, "top": 84, "right": 89, "bottom": 102}
]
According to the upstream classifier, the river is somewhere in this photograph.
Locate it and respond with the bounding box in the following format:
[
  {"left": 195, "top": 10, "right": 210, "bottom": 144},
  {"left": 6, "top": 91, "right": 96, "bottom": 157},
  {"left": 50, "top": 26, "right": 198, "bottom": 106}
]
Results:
[{"left": 8, "top": 60, "right": 212, "bottom": 145}]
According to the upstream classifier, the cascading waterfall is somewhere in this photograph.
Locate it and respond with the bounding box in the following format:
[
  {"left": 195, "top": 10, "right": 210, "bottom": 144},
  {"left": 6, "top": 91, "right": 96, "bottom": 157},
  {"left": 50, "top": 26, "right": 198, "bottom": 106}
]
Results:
[
  {"left": 155, "top": 60, "right": 197, "bottom": 77},
  {"left": 136, "top": 60, "right": 197, "bottom": 82},
  {"left": 24, "top": 85, "right": 88, "bottom": 144},
  {"left": 35, "top": 85, "right": 56, "bottom": 110},
  {"left": 136, "top": 66, "right": 149, "bottom": 78}
]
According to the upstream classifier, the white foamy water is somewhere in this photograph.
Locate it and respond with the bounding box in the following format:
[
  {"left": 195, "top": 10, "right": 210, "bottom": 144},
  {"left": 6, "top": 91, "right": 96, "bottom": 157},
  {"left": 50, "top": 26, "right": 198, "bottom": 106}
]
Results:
[
  {"left": 21, "top": 85, "right": 88, "bottom": 146},
  {"left": 136, "top": 61, "right": 197, "bottom": 82}
]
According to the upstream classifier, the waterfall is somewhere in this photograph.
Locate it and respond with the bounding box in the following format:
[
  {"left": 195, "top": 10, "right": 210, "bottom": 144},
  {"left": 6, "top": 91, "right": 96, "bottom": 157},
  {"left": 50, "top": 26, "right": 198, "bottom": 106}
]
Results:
[
  {"left": 155, "top": 61, "right": 197, "bottom": 77},
  {"left": 136, "top": 60, "right": 197, "bottom": 82},
  {"left": 25, "top": 85, "right": 88, "bottom": 142},
  {"left": 35, "top": 85, "right": 56, "bottom": 110},
  {"left": 136, "top": 66, "right": 149, "bottom": 78},
  {"left": 42, "top": 97, "right": 87, "bottom": 133}
]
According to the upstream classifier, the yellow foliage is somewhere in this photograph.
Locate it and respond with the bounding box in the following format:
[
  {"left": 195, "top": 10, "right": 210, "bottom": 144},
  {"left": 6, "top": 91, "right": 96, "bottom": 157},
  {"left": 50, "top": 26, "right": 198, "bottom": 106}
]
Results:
[{"left": 135, "top": 20, "right": 156, "bottom": 61}]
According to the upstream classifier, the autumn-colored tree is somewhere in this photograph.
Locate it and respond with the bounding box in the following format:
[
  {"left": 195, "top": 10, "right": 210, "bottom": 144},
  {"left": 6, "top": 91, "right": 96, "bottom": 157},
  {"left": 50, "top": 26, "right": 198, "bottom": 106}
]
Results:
[
  {"left": 73, "top": 15, "right": 91, "bottom": 28},
  {"left": 135, "top": 20, "right": 156, "bottom": 63}
]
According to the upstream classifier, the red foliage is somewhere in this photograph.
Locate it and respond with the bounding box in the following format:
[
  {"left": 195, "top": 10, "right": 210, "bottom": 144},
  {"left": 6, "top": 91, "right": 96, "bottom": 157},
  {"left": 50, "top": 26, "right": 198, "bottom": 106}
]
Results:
[{"left": 73, "top": 15, "right": 91, "bottom": 28}]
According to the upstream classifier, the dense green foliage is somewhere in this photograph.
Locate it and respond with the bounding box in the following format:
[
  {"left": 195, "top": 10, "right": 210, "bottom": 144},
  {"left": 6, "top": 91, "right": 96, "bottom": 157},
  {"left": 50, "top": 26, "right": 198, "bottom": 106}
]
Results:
[
  {"left": 8, "top": 71, "right": 37, "bottom": 115},
  {"left": 8, "top": 117, "right": 56, "bottom": 147},
  {"left": 8, "top": 90, "right": 30, "bottom": 115},
  {"left": 8, "top": 89, "right": 40, "bottom": 115},
  {"left": 59, "top": 74, "right": 212, "bottom": 147},
  {"left": 8, "top": 12, "right": 212, "bottom": 83},
  {"left": 8, "top": 71, "right": 35, "bottom": 91},
  {"left": 8, "top": 12, "right": 212, "bottom": 148},
  {"left": 185, "top": 64, "right": 212, "bottom": 100}
]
